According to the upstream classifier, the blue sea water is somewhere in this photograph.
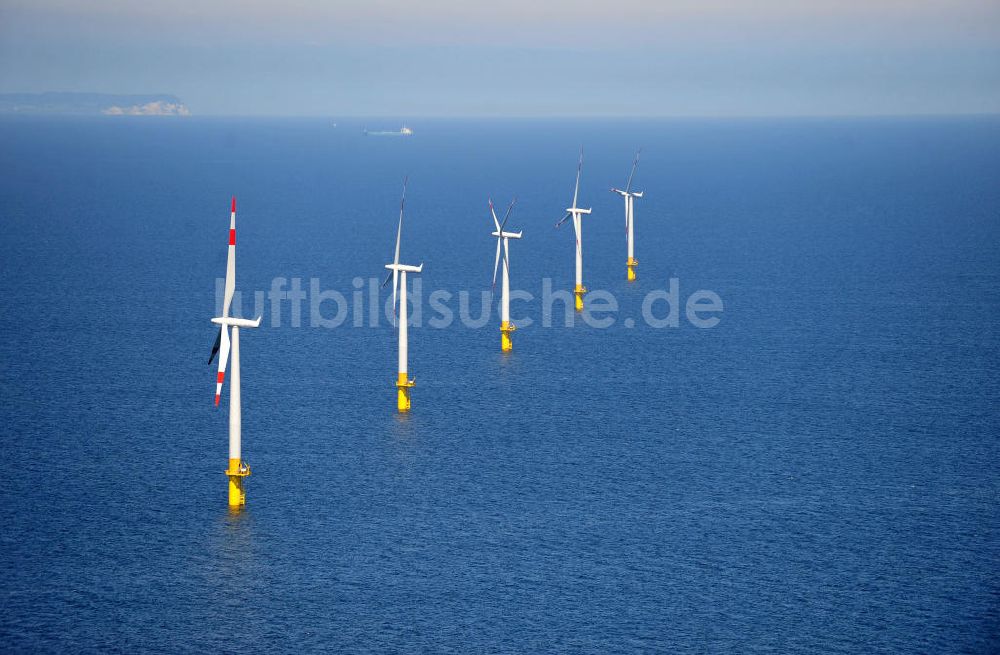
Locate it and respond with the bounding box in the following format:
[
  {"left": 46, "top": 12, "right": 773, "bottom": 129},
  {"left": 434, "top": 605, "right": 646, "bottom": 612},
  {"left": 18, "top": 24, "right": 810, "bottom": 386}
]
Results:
[{"left": 0, "top": 116, "right": 998, "bottom": 652}]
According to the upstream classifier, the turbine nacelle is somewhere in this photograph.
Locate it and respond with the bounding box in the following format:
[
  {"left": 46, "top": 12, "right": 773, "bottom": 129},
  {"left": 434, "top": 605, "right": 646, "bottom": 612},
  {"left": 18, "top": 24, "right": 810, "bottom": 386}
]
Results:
[
  {"left": 611, "top": 188, "right": 643, "bottom": 198},
  {"left": 212, "top": 316, "right": 263, "bottom": 329},
  {"left": 385, "top": 263, "right": 423, "bottom": 274},
  {"left": 491, "top": 231, "right": 523, "bottom": 240},
  {"left": 566, "top": 207, "right": 592, "bottom": 215}
]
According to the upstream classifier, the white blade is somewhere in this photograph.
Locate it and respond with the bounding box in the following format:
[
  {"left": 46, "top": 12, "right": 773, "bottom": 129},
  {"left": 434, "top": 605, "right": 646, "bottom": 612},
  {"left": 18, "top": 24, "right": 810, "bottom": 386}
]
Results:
[
  {"left": 625, "top": 195, "right": 630, "bottom": 236},
  {"left": 572, "top": 149, "right": 583, "bottom": 208},
  {"left": 625, "top": 149, "right": 641, "bottom": 193},
  {"left": 490, "top": 197, "right": 514, "bottom": 292},
  {"left": 392, "top": 177, "right": 407, "bottom": 317},
  {"left": 395, "top": 177, "right": 407, "bottom": 263},
  {"left": 392, "top": 269, "right": 399, "bottom": 321},
  {"left": 214, "top": 324, "right": 230, "bottom": 406},
  {"left": 223, "top": 196, "right": 236, "bottom": 316},
  {"left": 499, "top": 197, "right": 516, "bottom": 232},
  {"left": 492, "top": 237, "right": 502, "bottom": 289},
  {"left": 489, "top": 198, "right": 501, "bottom": 232},
  {"left": 393, "top": 206, "right": 403, "bottom": 268}
]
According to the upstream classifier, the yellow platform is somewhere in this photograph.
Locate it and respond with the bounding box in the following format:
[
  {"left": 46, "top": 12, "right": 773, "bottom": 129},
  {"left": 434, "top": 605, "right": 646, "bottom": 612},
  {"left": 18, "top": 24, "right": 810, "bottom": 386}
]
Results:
[
  {"left": 396, "top": 372, "right": 415, "bottom": 412},
  {"left": 574, "top": 284, "right": 587, "bottom": 312},
  {"left": 500, "top": 321, "right": 516, "bottom": 352},
  {"left": 226, "top": 458, "right": 250, "bottom": 508}
]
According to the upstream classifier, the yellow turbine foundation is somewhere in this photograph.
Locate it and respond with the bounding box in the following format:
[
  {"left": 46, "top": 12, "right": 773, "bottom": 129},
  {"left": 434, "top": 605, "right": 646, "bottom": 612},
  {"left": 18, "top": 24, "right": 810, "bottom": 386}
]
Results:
[
  {"left": 226, "top": 458, "right": 250, "bottom": 508},
  {"left": 627, "top": 257, "right": 638, "bottom": 282},
  {"left": 396, "top": 372, "right": 414, "bottom": 412},
  {"left": 574, "top": 284, "right": 587, "bottom": 312},
  {"left": 500, "top": 321, "right": 516, "bottom": 352}
]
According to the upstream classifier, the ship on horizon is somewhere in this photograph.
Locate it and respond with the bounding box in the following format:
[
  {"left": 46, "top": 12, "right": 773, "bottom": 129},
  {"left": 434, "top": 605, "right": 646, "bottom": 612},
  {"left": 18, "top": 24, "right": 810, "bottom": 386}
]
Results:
[{"left": 363, "top": 124, "right": 414, "bottom": 137}]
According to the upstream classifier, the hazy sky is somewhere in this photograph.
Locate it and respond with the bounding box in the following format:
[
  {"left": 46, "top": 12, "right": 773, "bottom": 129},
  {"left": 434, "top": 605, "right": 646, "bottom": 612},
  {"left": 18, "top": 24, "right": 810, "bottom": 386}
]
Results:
[{"left": 1, "top": 0, "right": 998, "bottom": 116}]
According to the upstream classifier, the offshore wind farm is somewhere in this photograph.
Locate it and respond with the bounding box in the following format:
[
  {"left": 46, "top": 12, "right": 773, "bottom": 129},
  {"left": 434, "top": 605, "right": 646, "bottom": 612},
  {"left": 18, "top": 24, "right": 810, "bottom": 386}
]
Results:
[
  {"left": 4, "top": 117, "right": 998, "bottom": 653},
  {"left": 207, "top": 139, "right": 655, "bottom": 501}
]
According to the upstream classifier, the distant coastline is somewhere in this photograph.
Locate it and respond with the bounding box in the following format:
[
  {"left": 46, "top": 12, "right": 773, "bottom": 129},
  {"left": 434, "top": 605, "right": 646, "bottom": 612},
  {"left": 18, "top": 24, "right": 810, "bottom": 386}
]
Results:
[{"left": 0, "top": 93, "right": 191, "bottom": 116}]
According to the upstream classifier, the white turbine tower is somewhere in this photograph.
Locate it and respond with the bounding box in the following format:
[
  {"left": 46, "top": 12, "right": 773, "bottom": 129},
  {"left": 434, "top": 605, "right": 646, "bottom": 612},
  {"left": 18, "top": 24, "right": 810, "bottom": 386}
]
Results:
[
  {"left": 208, "top": 196, "right": 262, "bottom": 509},
  {"left": 489, "top": 197, "right": 522, "bottom": 352},
  {"left": 611, "top": 150, "right": 644, "bottom": 281},
  {"left": 555, "top": 150, "right": 592, "bottom": 311},
  {"left": 382, "top": 178, "right": 423, "bottom": 412}
]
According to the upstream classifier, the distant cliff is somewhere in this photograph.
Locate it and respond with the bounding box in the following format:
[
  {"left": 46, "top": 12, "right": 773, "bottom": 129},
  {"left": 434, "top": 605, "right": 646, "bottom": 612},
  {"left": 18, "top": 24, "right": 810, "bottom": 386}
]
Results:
[{"left": 0, "top": 93, "right": 191, "bottom": 116}]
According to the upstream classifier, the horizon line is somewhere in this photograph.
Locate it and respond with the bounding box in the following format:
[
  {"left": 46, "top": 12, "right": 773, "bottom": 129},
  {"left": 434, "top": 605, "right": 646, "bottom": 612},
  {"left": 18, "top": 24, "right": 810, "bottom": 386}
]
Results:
[{"left": 2, "top": 111, "right": 999, "bottom": 121}]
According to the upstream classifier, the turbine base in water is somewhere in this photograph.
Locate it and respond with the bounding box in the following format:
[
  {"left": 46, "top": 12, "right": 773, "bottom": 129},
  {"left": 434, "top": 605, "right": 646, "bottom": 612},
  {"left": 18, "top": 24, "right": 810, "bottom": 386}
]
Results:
[
  {"left": 627, "top": 257, "right": 638, "bottom": 282},
  {"left": 500, "top": 321, "right": 516, "bottom": 352},
  {"left": 226, "top": 458, "right": 250, "bottom": 508},
  {"left": 396, "top": 372, "right": 415, "bottom": 412},
  {"left": 574, "top": 284, "right": 587, "bottom": 312}
]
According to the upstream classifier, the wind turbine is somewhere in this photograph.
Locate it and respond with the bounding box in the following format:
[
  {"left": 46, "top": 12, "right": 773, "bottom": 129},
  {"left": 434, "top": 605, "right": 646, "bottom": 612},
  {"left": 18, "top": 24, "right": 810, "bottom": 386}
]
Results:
[
  {"left": 382, "top": 178, "right": 423, "bottom": 412},
  {"left": 555, "top": 150, "right": 593, "bottom": 311},
  {"left": 208, "top": 196, "right": 262, "bottom": 509},
  {"left": 611, "top": 150, "right": 644, "bottom": 281},
  {"left": 489, "top": 197, "right": 522, "bottom": 352}
]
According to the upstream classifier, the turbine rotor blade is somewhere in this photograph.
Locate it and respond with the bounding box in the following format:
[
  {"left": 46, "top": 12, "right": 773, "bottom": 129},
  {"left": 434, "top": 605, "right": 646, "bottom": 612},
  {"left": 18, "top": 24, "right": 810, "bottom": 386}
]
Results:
[
  {"left": 503, "top": 236, "right": 510, "bottom": 277},
  {"left": 499, "top": 197, "right": 516, "bottom": 233},
  {"left": 222, "top": 196, "right": 237, "bottom": 316},
  {"left": 214, "top": 325, "right": 230, "bottom": 406},
  {"left": 393, "top": 177, "right": 406, "bottom": 267},
  {"left": 555, "top": 212, "right": 572, "bottom": 228},
  {"left": 625, "top": 195, "right": 630, "bottom": 236},
  {"left": 392, "top": 270, "right": 398, "bottom": 323},
  {"left": 208, "top": 328, "right": 222, "bottom": 364},
  {"left": 572, "top": 149, "right": 583, "bottom": 208},
  {"left": 387, "top": 176, "right": 407, "bottom": 326},
  {"left": 625, "top": 149, "right": 641, "bottom": 193},
  {"left": 489, "top": 198, "right": 501, "bottom": 232},
  {"left": 492, "top": 236, "right": 502, "bottom": 289}
]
